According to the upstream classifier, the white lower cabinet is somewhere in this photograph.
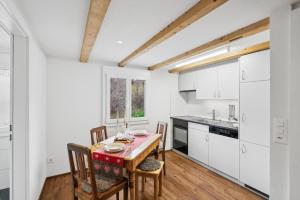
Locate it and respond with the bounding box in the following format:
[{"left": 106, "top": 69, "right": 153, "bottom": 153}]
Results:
[
  {"left": 209, "top": 134, "right": 239, "bottom": 179},
  {"left": 240, "top": 141, "right": 270, "bottom": 194},
  {"left": 188, "top": 123, "right": 209, "bottom": 165}
]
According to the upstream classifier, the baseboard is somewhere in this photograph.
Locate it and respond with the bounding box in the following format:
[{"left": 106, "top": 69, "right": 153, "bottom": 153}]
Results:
[{"left": 47, "top": 172, "right": 71, "bottom": 179}]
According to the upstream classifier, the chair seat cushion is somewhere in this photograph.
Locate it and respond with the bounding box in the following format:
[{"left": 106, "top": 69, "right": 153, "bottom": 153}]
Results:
[
  {"left": 82, "top": 176, "right": 121, "bottom": 193},
  {"left": 138, "top": 158, "right": 161, "bottom": 171}
]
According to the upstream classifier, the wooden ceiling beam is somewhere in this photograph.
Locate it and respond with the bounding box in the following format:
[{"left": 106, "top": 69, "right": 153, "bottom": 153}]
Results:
[
  {"left": 168, "top": 41, "right": 270, "bottom": 73},
  {"left": 80, "top": 0, "right": 111, "bottom": 63},
  {"left": 149, "top": 17, "right": 269, "bottom": 71},
  {"left": 118, "top": 0, "right": 228, "bottom": 67}
]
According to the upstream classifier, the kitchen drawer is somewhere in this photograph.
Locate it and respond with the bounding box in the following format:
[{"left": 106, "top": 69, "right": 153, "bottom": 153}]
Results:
[{"left": 188, "top": 122, "right": 209, "bottom": 131}]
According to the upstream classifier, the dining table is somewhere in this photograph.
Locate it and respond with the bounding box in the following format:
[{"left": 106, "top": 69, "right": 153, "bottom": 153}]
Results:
[{"left": 91, "top": 133, "right": 161, "bottom": 200}]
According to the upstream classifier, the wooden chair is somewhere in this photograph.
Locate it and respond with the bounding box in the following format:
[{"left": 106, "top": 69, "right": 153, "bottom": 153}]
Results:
[
  {"left": 135, "top": 161, "right": 164, "bottom": 200},
  {"left": 67, "top": 143, "right": 128, "bottom": 200},
  {"left": 155, "top": 121, "right": 168, "bottom": 175},
  {"left": 90, "top": 126, "right": 108, "bottom": 145}
]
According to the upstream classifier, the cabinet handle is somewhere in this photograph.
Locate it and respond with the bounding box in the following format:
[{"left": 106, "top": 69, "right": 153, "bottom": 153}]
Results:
[
  {"left": 241, "top": 144, "right": 247, "bottom": 153},
  {"left": 205, "top": 135, "right": 209, "bottom": 142},
  {"left": 242, "top": 70, "right": 246, "bottom": 80}
]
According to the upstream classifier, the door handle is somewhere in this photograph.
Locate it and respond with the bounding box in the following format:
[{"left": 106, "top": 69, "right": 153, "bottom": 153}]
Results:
[
  {"left": 242, "top": 70, "right": 246, "bottom": 80},
  {"left": 241, "top": 113, "right": 246, "bottom": 122},
  {"left": 241, "top": 144, "right": 247, "bottom": 153}
]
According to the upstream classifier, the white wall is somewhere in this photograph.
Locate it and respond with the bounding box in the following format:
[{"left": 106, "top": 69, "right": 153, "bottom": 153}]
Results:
[
  {"left": 148, "top": 69, "right": 179, "bottom": 150},
  {"left": 270, "top": 6, "right": 290, "bottom": 200},
  {"left": 46, "top": 58, "right": 181, "bottom": 176},
  {"left": 47, "top": 58, "right": 102, "bottom": 176},
  {"left": 28, "top": 41, "right": 47, "bottom": 200},
  {"left": 270, "top": 5, "right": 291, "bottom": 200},
  {"left": 270, "top": 3, "right": 300, "bottom": 200},
  {"left": 290, "top": 6, "right": 300, "bottom": 200}
]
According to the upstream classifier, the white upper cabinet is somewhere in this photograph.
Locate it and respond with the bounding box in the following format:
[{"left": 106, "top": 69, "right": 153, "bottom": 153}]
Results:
[
  {"left": 240, "top": 141, "right": 270, "bottom": 195},
  {"left": 196, "top": 67, "right": 218, "bottom": 99},
  {"left": 240, "top": 50, "right": 270, "bottom": 82},
  {"left": 217, "top": 61, "right": 239, "bottom": 99},
  {"left": 188, "top": 123, "right": 209, "bottom": 165},
  {"left": 240, "top": 81, "right": 270, "bottom": 147},
  {"left": 196, "top": 60, "right": 239, "bottom": 100},
  {"left": 178, "top": 71, "right": 196, "bottom": 91}
]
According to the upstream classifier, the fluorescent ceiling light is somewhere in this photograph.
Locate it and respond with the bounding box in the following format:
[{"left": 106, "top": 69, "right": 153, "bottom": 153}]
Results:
[{"left": 175, "top": 47, "right": 229, "bottom": 68}]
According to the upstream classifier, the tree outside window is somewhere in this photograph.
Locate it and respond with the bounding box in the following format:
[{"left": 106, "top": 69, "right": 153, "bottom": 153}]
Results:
[{"left": 131, "top": 80, "right": 145, "bottom": 118}]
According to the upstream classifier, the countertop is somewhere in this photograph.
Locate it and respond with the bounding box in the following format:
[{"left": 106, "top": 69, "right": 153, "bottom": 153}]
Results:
[{"left": 171, "top": 116, "right": 239, "bottom": 131}]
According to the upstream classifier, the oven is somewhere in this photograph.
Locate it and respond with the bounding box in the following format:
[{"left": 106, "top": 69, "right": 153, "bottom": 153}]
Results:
[{"left": 172, "top": 119, "right": 188, "bottom": 155}]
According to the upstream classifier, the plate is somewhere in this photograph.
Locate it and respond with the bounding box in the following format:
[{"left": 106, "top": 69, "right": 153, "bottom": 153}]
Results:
[
  {"left": 104, "top": 143, "right": 126, "bottom": 153},
  {"left": 132, "top": 130, "right": 147, "bottom": 136}
]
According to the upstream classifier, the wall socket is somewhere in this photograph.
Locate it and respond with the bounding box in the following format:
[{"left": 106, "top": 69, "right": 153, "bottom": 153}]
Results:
[{"left": 47, "top": 158, "right": 54, "bottom": 164}]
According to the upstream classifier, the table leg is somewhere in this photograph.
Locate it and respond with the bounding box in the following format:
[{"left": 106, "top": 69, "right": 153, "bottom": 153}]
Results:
[{"left": 129, "top": 171, "right": 136, "bottom": 200}]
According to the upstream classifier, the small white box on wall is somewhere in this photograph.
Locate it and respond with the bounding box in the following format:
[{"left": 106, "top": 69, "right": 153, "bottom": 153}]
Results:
[{"left": 273, "top": 118, "right": 288, "bottom": 144}]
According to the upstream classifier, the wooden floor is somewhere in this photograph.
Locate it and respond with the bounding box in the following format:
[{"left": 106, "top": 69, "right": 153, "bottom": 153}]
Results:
[{"left": 40, "top": 151, "right": 263, "bottom": 200}]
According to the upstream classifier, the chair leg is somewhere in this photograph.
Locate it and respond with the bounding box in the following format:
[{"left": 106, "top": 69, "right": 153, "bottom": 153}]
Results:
[
  {"left": 159, "top": 172, "right": 162, "bottom": 196},
  {"left": 162, "top": 151, "right": 166, "bottom": 175},
  {"left": 154, "top": 176, "right": 159, "bottom": 200},
  {"left": 124, "top": 182, "right": 128, "bottom": 200},
  {"left": 135, "top": 176, "right": 139, "bottom": 200},
  {"left": 116, "top": 191, "right": 119, "bottom": 200}
]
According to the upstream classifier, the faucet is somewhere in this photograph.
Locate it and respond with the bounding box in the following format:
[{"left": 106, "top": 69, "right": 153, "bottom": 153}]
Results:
[{"left": 207, "top": 109, "right": 216, "bottom": 120}]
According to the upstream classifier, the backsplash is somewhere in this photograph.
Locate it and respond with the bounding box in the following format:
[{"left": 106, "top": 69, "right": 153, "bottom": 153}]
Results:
[{"left": 181, "top": 92, "right": 239, "bottom": 121}]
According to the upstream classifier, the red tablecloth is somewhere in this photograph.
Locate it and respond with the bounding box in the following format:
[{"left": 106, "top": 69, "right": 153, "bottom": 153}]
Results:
[{"left": 92, "top": 134, "right": 152, "bottom": 179}]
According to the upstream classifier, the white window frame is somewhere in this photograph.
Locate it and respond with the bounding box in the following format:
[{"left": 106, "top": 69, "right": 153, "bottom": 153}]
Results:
[{"left": 103, "top": 67, "right": 149, "bottom": 125}]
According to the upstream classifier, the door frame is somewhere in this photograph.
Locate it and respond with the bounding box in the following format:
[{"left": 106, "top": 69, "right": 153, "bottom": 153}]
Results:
[{"left": 0, "top": 1, "right": 29, "bottom": 199}]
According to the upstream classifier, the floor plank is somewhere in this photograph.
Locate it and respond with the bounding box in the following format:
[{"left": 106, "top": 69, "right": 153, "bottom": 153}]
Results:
[{"left": 40, "top": 151, "right": 263, "bottom": 200}]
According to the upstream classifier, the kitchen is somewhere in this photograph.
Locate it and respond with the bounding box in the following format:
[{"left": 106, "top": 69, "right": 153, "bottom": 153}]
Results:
[
  {"left": 171, "top": 49, "right": 270, "bottom": 197},
  {"left": 0, "top": 0, "right": 300, "bottom": 200}
]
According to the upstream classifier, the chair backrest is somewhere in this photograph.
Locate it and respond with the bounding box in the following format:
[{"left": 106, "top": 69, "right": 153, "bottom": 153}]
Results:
[
  {"left": 90, "top": 126, "right": 108, "bottom": 145},
  {"left": 156, "top": 121, "right": 168, "bottom": 150},
  {"left": 67, "top": 143, "right": 98, "bottom": 198}
]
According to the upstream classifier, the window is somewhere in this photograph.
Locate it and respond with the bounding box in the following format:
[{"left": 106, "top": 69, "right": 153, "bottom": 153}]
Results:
[
  {"left": 110, "top": 78, "right": 126, "bottom": 119},
  {"left": 131, "top": 80, "right": 145, "bottom": 118},
  {"left": 106, "top": 76, "right": 147, "bottom": 124}
]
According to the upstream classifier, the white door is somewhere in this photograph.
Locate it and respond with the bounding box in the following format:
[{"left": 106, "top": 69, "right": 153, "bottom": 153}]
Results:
[
  {"left": 240, "top": 141, "right": 270, "bottom": 194},
  {"left": 240, "top": 81, "right": 270, "bottom": 147},
  {"left": 217, "top": 60, "right": 239, "bottom": 99},
  {"left": 0, "top": 26, "right": 12, "bottom": 200},
  {"left": 209, "top": 134, "right": 239, "bottom": 179},
  {"left": 188, "top": 123, "right": 209, "bottom": 165},
  {"left": 196, "top": 67, "right": 218, "bottom": 99},
  {"left": 240, "top": 50, "right": 270, "bottom": 82},
  {"left": 178, "top": 71, "right": 196, "bottom": 91}
]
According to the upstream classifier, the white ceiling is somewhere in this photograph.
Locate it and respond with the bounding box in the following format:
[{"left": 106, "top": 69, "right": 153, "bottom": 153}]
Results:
[{"left": 15, "top": 0, "right": 296, "bottom": 68}]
